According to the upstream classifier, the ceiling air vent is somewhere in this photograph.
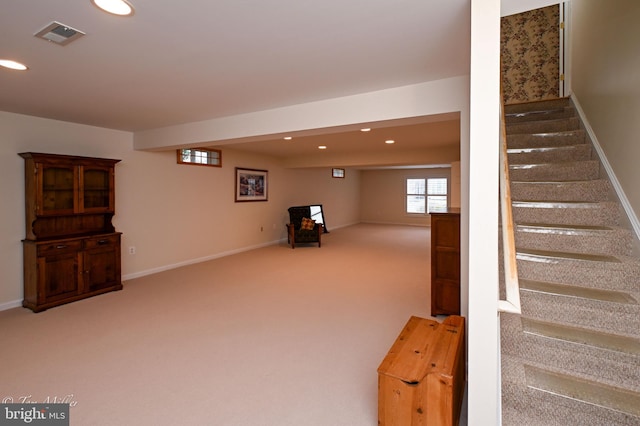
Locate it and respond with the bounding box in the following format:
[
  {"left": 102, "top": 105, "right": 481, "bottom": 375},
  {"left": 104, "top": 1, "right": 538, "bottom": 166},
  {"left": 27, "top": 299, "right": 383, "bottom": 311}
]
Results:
[{"left": 34, "top": 21, "right": 85, "bottom": 46}]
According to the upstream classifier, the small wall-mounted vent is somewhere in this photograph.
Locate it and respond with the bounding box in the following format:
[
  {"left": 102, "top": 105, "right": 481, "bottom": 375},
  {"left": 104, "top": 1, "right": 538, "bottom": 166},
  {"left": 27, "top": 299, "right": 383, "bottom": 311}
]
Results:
[{"left": 34, "top": 21, "right": 85, "bottom": 46}]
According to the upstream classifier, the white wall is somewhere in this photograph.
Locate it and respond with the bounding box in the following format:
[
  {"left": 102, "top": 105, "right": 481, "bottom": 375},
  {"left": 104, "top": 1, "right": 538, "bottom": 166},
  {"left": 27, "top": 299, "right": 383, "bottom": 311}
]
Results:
[
  {"left": 469, "top": 0, "right": 501, "bottom": 424},
  {"left": 570, "top": 0, "right": 640, "bottom": 227},
  {"left": 134, "top": 77, "right": 470, "bottom": 150},
  {"left": 501, "top": 0, "right": 562, "bottom": 17}
]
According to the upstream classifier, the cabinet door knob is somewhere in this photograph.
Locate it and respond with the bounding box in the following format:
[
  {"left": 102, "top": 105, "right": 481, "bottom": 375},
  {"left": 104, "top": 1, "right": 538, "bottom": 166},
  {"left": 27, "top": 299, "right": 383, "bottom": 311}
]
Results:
[
  {"left": 97, "top": 239, "right": 108, "bottom": 245},
  {"left": 56, "top": 245, "right": 68, "bottom": 249}
]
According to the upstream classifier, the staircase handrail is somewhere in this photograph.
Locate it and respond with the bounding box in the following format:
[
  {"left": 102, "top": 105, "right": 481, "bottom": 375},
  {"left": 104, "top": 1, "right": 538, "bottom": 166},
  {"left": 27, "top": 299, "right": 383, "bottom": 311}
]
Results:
[{"left": 498, "top": 99, "right": 521, "bottom": 314}]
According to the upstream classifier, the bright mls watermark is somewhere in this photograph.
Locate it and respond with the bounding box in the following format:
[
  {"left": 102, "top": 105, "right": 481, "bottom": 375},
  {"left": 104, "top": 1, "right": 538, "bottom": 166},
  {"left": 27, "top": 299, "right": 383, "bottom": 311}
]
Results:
[{"left": 0, "top": 404, "right": 69, "bottom": 425}]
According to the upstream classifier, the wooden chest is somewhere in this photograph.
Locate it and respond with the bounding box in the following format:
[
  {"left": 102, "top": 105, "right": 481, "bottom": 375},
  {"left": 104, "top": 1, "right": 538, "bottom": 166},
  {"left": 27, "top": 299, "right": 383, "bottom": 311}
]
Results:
[{"left": 377, "top": 315, "right": 465, "bottom": 426}]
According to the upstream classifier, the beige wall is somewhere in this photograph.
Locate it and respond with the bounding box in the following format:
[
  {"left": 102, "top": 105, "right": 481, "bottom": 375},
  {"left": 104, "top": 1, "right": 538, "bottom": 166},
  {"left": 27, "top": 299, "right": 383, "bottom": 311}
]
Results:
[
  {"left": 283, "top": 167, "right": 361, "bottom": 231},
  {"left": 360, "top": 167, "right": 453, "bottom": 226},
  {"left": 0, "top": 112, "right": 361, "bottom": 307},
  {"left": 570, "top": 0, "right": 640, "bottom": 223}
]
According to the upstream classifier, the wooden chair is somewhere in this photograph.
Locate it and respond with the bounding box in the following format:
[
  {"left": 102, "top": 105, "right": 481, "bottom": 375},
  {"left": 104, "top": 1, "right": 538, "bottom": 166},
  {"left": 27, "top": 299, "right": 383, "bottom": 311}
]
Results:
[{"left": 287, "top": 206, "right": 323, "bottom": 248}]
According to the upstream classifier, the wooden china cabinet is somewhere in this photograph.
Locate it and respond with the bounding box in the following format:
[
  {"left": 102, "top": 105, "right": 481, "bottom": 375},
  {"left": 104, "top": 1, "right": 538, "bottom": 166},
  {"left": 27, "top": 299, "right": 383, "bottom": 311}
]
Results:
[
  {"left": 19, "top": 152, "right": 122, "bottom": 312},
  {"left": 430, "top": 208, "right": 461, "bottom": 316}
]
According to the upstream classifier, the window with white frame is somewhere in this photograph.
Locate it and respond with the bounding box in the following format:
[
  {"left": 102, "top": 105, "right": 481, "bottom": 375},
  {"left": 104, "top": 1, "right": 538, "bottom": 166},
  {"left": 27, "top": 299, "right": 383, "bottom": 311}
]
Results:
[
  {"left": 406, "top": 177, "right": 448, "bottom": 214},
  {"left": 177, "top": 148, "right": 221, "bottom": 167}
]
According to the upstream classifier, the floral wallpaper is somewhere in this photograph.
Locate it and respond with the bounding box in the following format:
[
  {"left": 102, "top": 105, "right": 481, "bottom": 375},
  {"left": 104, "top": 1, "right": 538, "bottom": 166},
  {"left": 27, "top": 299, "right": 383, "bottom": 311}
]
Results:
[{"left": 501, "top": 5, "right": 560, "bottom": 104}]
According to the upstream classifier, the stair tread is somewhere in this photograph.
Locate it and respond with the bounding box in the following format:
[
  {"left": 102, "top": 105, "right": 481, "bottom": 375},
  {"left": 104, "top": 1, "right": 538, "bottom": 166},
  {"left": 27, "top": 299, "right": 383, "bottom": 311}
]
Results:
[
  {"left": 507, "top": 129, "right": 583, "bottom": 137},
  {"left": 525, "top": 364, "right": 640, "bottom": 417},
  {"left": 511, "top": 179, "right": 608, "bottom": 184},
  {"left": 517, "top": 248, "right": 621, "bottom": 263},
  {"left": 513, "top": 200, "right": 616, "bottom": 208},
  {"left": 506, "top": 117, "right": 581, "bottom": 135},
  {"left": 510, "top": 160, "right": 598, "bottom": 168},
  {"left": 520, "top": 279, "right": 637, "bottom": 304},
  {"left": 507, "top": 145, "right": 586, "bottom": 154},
  {"left": 517, "top": 223, "right": 613, "bottom": 232},
  {"left": 521, "top": 317, "right": 640, "bottom": 355},
  {"left": 507, "top": 117, "right": 579, "bottom": 126}
]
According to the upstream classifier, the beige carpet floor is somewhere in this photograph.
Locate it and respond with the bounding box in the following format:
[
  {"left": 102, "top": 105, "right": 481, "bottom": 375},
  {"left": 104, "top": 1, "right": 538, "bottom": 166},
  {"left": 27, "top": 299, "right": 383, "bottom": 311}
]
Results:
[{"left": 1, "top": 223, "right": 452, "bottom": 425}]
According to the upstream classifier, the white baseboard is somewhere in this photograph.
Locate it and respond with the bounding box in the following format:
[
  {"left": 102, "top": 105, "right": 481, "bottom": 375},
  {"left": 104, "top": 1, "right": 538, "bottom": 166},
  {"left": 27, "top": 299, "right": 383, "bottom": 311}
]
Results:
[
  {"left": 360, "top": 220, "right": 430, "bottom": 227},
  {"left": 0, "top": 300, "right": 23, "bottom": 312},
  {"left": 122, "top": 222, "right": 368, "bottom": 281},
  {"left": 571, "top": 94, "right": 640, "bottom": 240},
  {"left": 122, "top": 238, "right": 286, "bottom": 281}
]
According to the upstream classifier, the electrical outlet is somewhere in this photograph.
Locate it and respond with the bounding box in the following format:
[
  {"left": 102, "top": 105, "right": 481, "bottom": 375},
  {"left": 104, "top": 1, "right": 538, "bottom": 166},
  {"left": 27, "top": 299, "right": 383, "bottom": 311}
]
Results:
[{"left": 128, "top": 246, "right": 136, "bottom": 255}]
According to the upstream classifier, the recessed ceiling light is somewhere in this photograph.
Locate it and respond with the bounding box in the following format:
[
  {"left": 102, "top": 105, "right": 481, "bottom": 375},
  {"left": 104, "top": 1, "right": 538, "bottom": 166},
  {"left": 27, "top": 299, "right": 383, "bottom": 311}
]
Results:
[
  {"left": 318, "top": 146, "right": 327, "bottom": 150},
  {"left": 91, "top": 0, "right": 135, "bottom": 16},
  {"left": 0, "top": 60, "right": 28, "bottom": 71},
  {"left": 360, "top": 128, "right": 371, "bottom": 132},
  {"left": 385, "top": 140, "right": 395, "bottom": 144},
  {"left": 283, "top": 136, "right": 292, "bottom": 140}
]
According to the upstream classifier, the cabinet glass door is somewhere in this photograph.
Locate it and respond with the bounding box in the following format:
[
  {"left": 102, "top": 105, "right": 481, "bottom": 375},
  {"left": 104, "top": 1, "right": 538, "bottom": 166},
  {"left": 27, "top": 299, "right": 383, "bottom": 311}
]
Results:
[
  {"left": 42, "top": 166, "right": 75, "bottom": 213},
  {"left": 83, "top": 167, "right": 112, "bottom": 211}
]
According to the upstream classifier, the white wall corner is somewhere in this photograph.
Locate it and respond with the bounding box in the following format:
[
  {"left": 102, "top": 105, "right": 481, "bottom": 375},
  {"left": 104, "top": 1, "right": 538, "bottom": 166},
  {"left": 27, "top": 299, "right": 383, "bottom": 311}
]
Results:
[{"left": 571, "top": 94, "right": 640, "bottom": 240}]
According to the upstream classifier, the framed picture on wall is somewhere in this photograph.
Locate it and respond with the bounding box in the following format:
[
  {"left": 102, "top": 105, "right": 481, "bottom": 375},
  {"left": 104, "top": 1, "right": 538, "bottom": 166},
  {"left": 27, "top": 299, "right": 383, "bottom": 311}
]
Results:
[{"left": 235, "top": 167, "right": 268, "bottom": 202}]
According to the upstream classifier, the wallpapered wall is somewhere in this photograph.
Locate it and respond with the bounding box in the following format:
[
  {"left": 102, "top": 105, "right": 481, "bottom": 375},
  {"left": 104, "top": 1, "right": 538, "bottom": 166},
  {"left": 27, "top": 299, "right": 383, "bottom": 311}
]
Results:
[{"left": 501, "top": 5, "right": 560, "bottom": 104}]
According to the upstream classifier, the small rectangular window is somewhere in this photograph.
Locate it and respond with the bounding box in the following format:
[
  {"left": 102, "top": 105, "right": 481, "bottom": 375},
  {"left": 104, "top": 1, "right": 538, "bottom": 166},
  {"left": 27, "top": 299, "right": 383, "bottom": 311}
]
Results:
[
  {"left": 332, "top": 168, "right": 345, "bottom": 178},
  {"left": 177, "top": 148, "right": 222, "bottom": 167}
]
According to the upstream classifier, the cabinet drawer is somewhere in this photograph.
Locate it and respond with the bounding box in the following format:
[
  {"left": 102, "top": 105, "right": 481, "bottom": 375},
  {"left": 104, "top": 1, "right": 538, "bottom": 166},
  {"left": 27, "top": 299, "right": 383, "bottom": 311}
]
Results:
[
  {"left": 37, "top": 240, "right": 82, "bottom": 256},
  {"left": 84, "top": 235, "right": 119, "bottom": 249}
]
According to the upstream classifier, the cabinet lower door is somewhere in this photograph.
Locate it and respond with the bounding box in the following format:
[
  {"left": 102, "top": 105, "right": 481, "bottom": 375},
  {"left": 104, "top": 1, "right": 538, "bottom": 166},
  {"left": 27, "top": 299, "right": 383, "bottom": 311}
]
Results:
[
  {"left": 84, "top": 246, "right": 119, "bottom": 292},
  {"left": 432, "top": 279, "right": 461, "bottom": 315},
  {"left": 38, "top": 253, "right": 80, "bottom": 303}
]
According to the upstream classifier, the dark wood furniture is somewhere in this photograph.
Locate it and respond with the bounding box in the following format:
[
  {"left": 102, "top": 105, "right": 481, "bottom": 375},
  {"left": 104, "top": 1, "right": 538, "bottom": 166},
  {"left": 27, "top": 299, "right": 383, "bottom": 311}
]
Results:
[
  {"left": 430, "top": 208, "right": 460, "bottom": 316},
  {"left": 377, "top": 315, "right": 466, "bottom": 425},
  {"left": 19, "top": 152, "right": 122, "bottom": 312},
  {"left": 286, "top": 206, "right": 323, "bottom": 249}
]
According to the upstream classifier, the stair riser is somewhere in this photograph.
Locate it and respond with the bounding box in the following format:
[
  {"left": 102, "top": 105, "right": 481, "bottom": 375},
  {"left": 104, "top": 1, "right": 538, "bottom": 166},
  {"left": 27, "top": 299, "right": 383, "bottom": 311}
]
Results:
[
  {"left": 519, "top": 292, "right": 640, "bottom": 337},
  {"left": 509, "top": 161, "right": 600, "bottom": 181},
  {"left": 504, "top": 98, "right": 571, "bottom": 114},
  {"left": 515, "top": 229, "right": 634, "bottom": 256},
  {"left": 512, "top": 203, "right": 622, "bottom": 227},
  {"left": 516, "top": 258, "right": 640, "bottom": 292},
  {"left": 508, "top": 145, "right": 591, "bottom": 164},
  {"left": 507, "top": 117, "right": 580, "bottom": 135},
  {"left": 510, "top": 180, "right": 611, "bottom": 202},
  {"left": 508, "top": 131, "right": 586, "bottom": 149}
]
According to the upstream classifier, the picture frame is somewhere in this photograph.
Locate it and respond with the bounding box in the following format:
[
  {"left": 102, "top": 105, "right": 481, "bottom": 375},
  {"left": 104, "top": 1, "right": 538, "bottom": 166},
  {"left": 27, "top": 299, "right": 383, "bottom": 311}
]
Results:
[
  {"left": 332, "top": 168, "right": 345, "bottom": 178},
  {"left": 235, "top": 167, "right": 268, "bottom": 202}
]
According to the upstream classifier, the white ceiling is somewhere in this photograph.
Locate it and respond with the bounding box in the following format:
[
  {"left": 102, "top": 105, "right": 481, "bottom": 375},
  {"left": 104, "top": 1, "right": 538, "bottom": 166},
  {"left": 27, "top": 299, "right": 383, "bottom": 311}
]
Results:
[
  {"left": 5, "top": 1, "right": 556, "bottom": 164},
  {"left": 1, "top": 0, "right": 470, "bottom": 131}
]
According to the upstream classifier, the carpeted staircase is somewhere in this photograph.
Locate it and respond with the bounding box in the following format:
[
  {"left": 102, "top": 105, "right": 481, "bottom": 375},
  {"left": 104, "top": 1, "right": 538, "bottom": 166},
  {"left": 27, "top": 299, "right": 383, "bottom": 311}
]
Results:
[{"left": 499, "top": 98, "right": 640, "bottom": 425}]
